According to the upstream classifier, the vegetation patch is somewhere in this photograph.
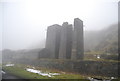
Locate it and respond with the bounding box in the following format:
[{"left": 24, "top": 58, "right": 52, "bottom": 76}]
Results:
[{"left": 3, "top": 64, "right": 86, "bottom": 79}]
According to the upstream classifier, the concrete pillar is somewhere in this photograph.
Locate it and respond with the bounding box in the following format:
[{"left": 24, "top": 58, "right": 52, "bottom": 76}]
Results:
[
  {"left": 72, "top": 18, "right": 84, "bottom": 60},
  {"left": 59, "top": 22, "right": 73, "bottom": 59},
  {"left": 45, "top": 24, "right": 61, "bottom": 59}
]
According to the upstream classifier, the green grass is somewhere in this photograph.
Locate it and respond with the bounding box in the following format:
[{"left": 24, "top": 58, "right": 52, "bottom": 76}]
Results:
[
  {"left": 3, "top": 64, "right": 86, "bottom": 79},
  {"left": 3, "top": 66, "right": 49, "bottom": 79},
  {"left": 3, "top": 63, "right": 120, "bottom": 81}
]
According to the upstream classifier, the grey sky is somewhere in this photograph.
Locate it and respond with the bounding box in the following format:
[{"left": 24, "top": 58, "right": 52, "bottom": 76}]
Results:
[{"left": 0, "top": 0, "right": 119, "bottom": 50}]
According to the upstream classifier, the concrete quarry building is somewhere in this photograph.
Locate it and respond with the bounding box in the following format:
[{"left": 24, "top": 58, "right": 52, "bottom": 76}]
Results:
[{"left": 45, "top": 18, "right": 84, "bottom": 60}]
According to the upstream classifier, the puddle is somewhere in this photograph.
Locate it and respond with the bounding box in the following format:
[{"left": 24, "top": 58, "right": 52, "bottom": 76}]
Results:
[
  {"left": 5, "top": 64, "right": 14, "bottom": 67},
  {"left": 26, "top": 68, "right": 60, "bottom": 77}
]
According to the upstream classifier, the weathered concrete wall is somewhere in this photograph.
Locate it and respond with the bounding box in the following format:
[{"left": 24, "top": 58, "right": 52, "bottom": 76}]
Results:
[
  {"left": 59, "top": 22, "right": 73, "bottom": 59},
  {"left": 72, "top": 18, "right": 84, "bottom": 60},
  {"left": 45, "top": 24, "right": 61, "bottom": 59}
]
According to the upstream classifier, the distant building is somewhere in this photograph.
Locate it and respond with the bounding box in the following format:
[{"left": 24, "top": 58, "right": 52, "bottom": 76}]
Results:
[{"left": 45, "top": 18, "right": 84, "bottom": 60}]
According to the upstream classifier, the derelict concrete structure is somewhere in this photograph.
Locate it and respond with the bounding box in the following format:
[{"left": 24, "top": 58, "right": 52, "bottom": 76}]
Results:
[
  {"left": 59, "top": 22, "right": 73, "bottom": 59},
  {"left": 45, "top": 24, "right": 61, "bottom": 59},
  {"left": 45, "top": 18, "right": 84, "bottom": 60},
  {"left": 72, "top": 18, "right": 84, "bottom": 60}
]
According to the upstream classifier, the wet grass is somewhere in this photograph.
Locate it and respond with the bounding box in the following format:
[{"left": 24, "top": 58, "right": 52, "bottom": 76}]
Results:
[
  {"left": 2, "top": 63, "right": 120, "bottom": 81},
  {"left": 3, "top": 64, "right": 86, "bottom": 80},
  {"left": 3, "top": 66, "right": 49, "bottom": 79}
]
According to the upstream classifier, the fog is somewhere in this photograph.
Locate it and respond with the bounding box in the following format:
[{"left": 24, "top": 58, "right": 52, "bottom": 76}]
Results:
[{"left": 0, "top": 0, "right": 119, "bottom": 50}]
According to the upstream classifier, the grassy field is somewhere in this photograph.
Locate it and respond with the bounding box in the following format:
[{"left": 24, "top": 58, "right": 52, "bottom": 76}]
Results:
[
  {"left": 3, "top": 63, "right": 88, "bottom": 80},
  {"left": 2, "top": 63, "right": 120, "bottom": 81}
]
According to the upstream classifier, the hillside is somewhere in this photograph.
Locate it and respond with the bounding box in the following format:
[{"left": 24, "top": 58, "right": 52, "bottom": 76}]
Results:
[{"left": 84, "top": 24, "right": 118, "bottom": 55}]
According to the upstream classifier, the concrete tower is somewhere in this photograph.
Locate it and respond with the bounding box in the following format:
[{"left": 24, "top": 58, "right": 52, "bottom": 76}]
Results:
[
  {"left": 45, "top": 24, "right": 61, "bottom": 59},
  {"left": 59, "top": 22, "right": 73, "bottom": 59},
  {"left": 72, "top": 18, "right": 84, "bottom": 60}
]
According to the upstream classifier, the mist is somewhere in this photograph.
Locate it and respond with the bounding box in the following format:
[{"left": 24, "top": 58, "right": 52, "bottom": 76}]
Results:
[
  {"left": 0, "top": 0, "right": 119, "bottom": 50},
  {"left": 1, "top": 1, "right": 119, "bottom": 80}
]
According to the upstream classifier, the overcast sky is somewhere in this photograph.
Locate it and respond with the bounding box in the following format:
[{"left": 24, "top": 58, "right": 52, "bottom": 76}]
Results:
[{"left": 0, "top": 0, "right": 119, "bottom": 50}]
